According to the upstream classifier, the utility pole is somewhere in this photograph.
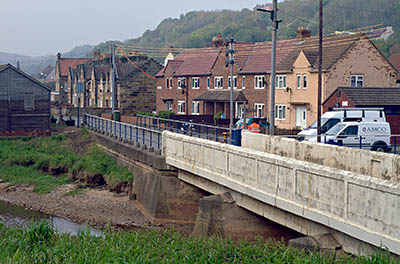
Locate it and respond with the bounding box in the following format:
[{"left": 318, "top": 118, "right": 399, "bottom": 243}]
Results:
[
  {"left": 317, "top": 0, "right": 323, "bottom": 142},
  {"left": 225, "top": 38, "right": 235, "bottom": 135},
  {"left": 111, "top": 43, "right": 116, "bottom": 119},
  {"left": 258, "top": 0, "right": 281, "bottom": 135}
]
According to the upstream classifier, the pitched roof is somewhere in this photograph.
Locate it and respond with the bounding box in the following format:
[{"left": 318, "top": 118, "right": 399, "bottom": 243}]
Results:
[
  {"left": 194, "top": 90, "right": 248, "bottom": 102},
  {"left": 325, "top": 87, "right": 400, "bottom": 106},
  {"left": 0, "top": 64, "right": 50, "bottom": 91},
  {"left": 59, "top": 58, "right": 89, "bottom": 76},
  {"left": 389, "top": 53, "right": 400, "bottom": 80},
  {"left": 276, "top": 34, "right": 360, "bottom": 72},
  {"left": 172, "top": 48, "right": 221, "bottom": 76}
]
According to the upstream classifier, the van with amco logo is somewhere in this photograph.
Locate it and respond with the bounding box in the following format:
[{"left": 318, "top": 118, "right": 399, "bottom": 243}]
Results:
[{"left": 324, "top": 122, "right": 391, "bottom": 152}]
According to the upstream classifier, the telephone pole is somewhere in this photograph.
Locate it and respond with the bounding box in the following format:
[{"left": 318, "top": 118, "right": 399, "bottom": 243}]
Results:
[
  {"left": 111, "top": 43, "right": 116, "bottom": 117},
  {"left": 317, "top": 0, "right": 323, "bottom": 142},
  {"left": 258, "top": 0, "right": 281, "bottom": 135}
]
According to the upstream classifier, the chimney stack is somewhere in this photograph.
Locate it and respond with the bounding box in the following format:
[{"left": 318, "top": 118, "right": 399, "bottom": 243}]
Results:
[
  {"left": 296, "top": 27, "right": 312, "bottom": 41},
  {"left": 211, "top": 34, "right": 224, "bottom": 48}
]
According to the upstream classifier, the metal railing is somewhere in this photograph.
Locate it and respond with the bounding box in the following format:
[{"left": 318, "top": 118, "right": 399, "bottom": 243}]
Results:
[
  {"left": 292, "top": 134, "right": 400, "bottom": 155},
  {"left": 85, "top": 114, "right": 163, "bottom": 151},
  {"left": 136, "top": 114, "right": 242, "bottom": 146}
]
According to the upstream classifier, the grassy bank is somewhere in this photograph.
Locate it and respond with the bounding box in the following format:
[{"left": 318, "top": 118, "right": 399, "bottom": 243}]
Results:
[
  {"left": 0, "top": 223, "right": 396, "bottom": 264},
  {"left": 0, "top": 131, "right": 133, "bottom": 193}
]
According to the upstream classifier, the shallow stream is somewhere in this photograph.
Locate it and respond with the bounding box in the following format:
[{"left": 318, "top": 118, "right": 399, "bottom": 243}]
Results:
[{"left": 0, "top": 199, "right": 103, "bottom": 236}]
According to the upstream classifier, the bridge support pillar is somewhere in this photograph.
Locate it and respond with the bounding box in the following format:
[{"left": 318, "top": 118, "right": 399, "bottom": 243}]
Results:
[{"left": 193, "top": 192, "right": 299, "bottom": 241}]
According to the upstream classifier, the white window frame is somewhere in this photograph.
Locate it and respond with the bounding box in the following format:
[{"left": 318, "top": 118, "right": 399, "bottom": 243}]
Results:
[
  {"left": 207, "top": 77, "right": 210, "bottom": 89},
  {"left": 275, "top": 104, "right": 286, "bottom": 120},
  {"left": 350, "top": 75, "right": 364, "bottom": 87},
  {"left": 254, "top": 103, "right": 265, "bottom": 118},
  {"left": 275, "top": 75, "right": 287, "bottom": 89},
  {"left": 235, "top": 102, "right": 245, "bottom": 118},
  {"left": 178, "top": 78, "right": 185, "bottom": 89},
  {"left": 228, "top": 76, "right": 238, "bottom": 89},
  {"left": 165, "top": 100, "right": 173, "bottom": 112},
  {"left": 242, "top": 76, "right": 246, "bottom": 89},
  {"left": 214, "top": 76, "right": 223, "bottom": 89},
  {"left": 177, "top": 100, "right": 186, "bottom": 114},
  {"left": 254, "top": 75, "right": 265, "bottom": 89},
  {"left": 296, "top": 74, "right": 301, "bottom": 89},
  {"left": 192, "top": 101, "right": 200, "bottom": 115},
  {"left": 192, "top": 77, "right": 200, "bottom": 89},
  {"left": 302, "top": 74, "right": 307, "bottom": 89}
]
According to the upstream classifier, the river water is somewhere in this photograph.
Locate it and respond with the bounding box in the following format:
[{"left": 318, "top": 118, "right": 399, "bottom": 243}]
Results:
[{"left": 0, "top": 199, "right": 103, "bottom": 236}]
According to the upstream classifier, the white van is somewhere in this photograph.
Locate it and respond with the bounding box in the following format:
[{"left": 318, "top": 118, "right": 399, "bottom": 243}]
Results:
[
  {"left": 324, "top": 121, "right": 391, "bottom": 152},
  {"left": 297, "top": 108, "right": 386, "bottom": 141}
]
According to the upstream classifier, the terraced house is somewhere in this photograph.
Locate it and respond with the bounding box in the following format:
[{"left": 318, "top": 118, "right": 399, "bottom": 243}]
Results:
[
  {"left": 156, "top": 30, "right": 398, "bottom": 130},
  {"left": 57, "top": 53, "right": 162, "bottom": 115}
]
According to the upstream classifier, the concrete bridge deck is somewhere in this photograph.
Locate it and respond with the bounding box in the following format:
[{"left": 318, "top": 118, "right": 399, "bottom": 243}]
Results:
[{"left": 163, "top": 131, "right": 400, "bottom": 256}]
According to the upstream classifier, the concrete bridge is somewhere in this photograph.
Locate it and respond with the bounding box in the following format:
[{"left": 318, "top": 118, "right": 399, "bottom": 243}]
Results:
[
  {"left": 88, "top": 124, "right": 400, "bottom": 256},
  {"left": 163, "top": 131, "right": 400, "bottom": 256}
]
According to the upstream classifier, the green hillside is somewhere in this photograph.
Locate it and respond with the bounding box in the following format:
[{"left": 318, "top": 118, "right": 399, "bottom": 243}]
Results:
[{"left": 91, "top": 0, "right": 400, "bottom": 58}]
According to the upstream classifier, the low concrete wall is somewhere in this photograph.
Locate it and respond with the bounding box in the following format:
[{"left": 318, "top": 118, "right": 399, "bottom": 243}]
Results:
[
  {"left": 242, "top": 131, "right": 400, "bottom": 182},
  {"left": 90, "top": 131, "right": 207, "bottom": 224},
  {"left": 164, "top": 131, "right": 400, "bottom": 255}
]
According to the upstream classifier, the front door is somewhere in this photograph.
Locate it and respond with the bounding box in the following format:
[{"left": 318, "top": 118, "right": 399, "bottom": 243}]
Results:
[{"left": 296, "top": 106, "right": 307, "bottom": 129}]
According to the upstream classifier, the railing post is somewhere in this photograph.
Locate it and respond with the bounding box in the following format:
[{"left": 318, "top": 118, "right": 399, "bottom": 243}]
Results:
[
  {"left": 119, "top": 123, "right": 122, "bottom": 139},
  {"left": 150, "top": 131, "right": 153, "bottom": 148},
  {"left": 360, "top": 136, "right": 362, "bottom": 149},
  {"left": 158, "top": 132, "right": 161, "bottom": 150},
  {"left": 124, "top": 124, "right": 127, "bottom": 140},
  {"left": 136, "top": 127, "right": 138, "bottom": 143},
  {"left": 216, "top": 128, "right": 219, "bottom": 142},
  {"left": 142, "top": 129, "right": 145, "bottom": 145},
  {"left": 130, "top": 125, "right": 133, "bottom": 141},
  {"left": 206, "top": 127, "right": 209, "bottom": 140}
]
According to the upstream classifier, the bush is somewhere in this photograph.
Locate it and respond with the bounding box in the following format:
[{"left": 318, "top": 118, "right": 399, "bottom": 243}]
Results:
[{"left": 157, "top": 110, "right": 174, "bottom": 119}]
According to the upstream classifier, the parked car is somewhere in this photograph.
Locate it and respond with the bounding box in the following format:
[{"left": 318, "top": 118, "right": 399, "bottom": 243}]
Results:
[
  {"left": 235, "top": 118, "right": 270, "bottom": 129},
  {"left": 324, "top": 121, "right": 391, "bottom": 152},
  {"left": 297, "top": 108, "right": 386, "bottom": 141}
]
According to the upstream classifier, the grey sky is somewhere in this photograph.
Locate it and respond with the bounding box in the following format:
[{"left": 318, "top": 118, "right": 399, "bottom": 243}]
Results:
[{"left": 0, "top": 0, "right": 265, "bottom": 56}]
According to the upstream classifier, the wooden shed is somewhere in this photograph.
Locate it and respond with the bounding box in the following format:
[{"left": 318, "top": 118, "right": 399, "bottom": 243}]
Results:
[{"left": 0, "top": 64, "right": 51, "bottom": 135}]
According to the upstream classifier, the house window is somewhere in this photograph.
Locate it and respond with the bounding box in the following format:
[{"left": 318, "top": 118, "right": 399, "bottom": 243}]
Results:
[
  {"left": 254, "top": 75, "right": 265, "bottom": 89},
  {"left": 165, "top": 78, "right": 169, "bottom": 89},
  {"left": 178, "top": 78, "right": 185, "bottom": 89},
  {"left": 296, "top": 74, "right": 301, "bottom": 89},
  {"left": 350, "top": 75, "right": 364, "bottom": 87},
  {"left": 276, "top": 75, "right": 286, "bottom": 89},
  {"left": 303, "top": 74, "right": 307, "bottom": 89},
  {"left": 169, "top": 78, "right": 173, "bottom": 89},
  {"left": 275, "top": 104, "right": 286, "bottom": 120},
  {"left": 24, "top": 93, "right": 34, "bottom": 111},
  {"left": 254, "top": 103, "right": 265, "bottom": 118},
  {"left": 228, "top": 76, "right": 238, "bottom": 89},
  {"left": 165, "top": 100, "right": 173, "bottom": 112},
  {"left": 64, "top": 81, "right": 68, "bottom": 92},
  {"left": 207, "top": 77, "right": 210, "bottom": 89},
  {"left": 178, "top": 100, "right": 186, "bottom": 114},
  {"left": 214, "top": 77, "right": 223, "bottom": 89},
  {"left": 242, "top": 76, "right": 246, "bottom": 89},
  {"left": 192, "top": 77, "right": 200, "bottom": 89},
  {"left": 192, "top": 101, "right": 200, "bottom": 115},
  {"left": 235, "top": 102, "right": 245, "bottom": 118}
]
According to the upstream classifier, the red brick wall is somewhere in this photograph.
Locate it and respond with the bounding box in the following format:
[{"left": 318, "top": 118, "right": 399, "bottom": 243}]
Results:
[{"left": 323, "top": 89, "right": 355, "bottom": 112}]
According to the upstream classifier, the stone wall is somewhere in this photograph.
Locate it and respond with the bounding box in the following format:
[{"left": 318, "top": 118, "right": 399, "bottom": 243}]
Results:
[
  {"left": 242, "top": 131, "right": 400, "bottom": 182},
  {"left": 164, "top": 131, "right": 400, "bottom": 255}
]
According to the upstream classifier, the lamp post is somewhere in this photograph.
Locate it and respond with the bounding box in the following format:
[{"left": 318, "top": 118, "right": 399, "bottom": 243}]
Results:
[{"left": 257, "top": 0, "right": 281, "bottom": 135}]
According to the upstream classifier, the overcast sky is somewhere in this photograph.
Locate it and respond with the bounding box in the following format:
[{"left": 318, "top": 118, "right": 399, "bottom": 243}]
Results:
[{"left": 0, "top": 0, "right": 265, "bottom": 56}]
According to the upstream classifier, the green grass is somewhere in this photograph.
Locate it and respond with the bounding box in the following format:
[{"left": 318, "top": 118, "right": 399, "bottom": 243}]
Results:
[
  {"left": 0, "top": 166, "right": 70, "bottom": 194},
  {"left": 0, "top": 223, "right": 397, "bottom": 264},
  {"left": 0, "top": 135, "right": 133, "bottom": 193},
  {"left": 64, "top": 187, "right": 87, "bottom": 196}
]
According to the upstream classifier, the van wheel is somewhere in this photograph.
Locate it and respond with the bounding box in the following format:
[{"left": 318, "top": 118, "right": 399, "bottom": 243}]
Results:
[
  {"left": 372, "top": 141, "right": 387, "bottom": 152},
  {"left": 376, "top": 147, "right": 386, "bottom": 152}
]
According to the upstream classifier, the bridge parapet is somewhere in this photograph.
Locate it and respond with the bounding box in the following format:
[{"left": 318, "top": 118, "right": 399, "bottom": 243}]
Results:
[
  {"left": 242, "top": 131, "right": 400, "bottom": 182},
  {"left": 163, "top": 131, "right": 400, "bottom": 255}
]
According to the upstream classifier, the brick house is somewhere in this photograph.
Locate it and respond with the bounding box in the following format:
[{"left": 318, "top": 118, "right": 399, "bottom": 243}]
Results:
[
  {"left": 156, "top": 32, "right": 397, "bottom": 129},
  {"left": 323, "top": 87, "right": 400, "bottom": 134}
]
